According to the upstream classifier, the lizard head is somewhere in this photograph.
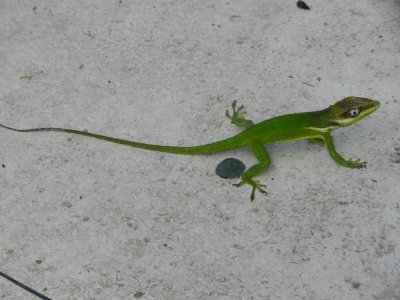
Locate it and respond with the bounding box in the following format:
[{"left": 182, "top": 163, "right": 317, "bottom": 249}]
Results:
[{"left": 329, "top": 97, "right": 380, "bottom": 127}]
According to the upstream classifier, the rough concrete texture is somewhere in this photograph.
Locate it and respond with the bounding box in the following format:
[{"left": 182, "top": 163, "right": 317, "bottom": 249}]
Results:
[{"left": 1, "top": 0, "right": 399, "bottom": 299}]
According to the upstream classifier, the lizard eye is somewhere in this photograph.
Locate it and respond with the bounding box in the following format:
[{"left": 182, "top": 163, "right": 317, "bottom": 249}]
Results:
[{"left": 348, "top": 109, "right": 359, "bottom": 117}]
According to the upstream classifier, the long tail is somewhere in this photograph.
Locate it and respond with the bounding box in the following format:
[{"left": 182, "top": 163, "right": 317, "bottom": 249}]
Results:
[{"left": 0, "top": 123, "right": 246, "bottom": 155}]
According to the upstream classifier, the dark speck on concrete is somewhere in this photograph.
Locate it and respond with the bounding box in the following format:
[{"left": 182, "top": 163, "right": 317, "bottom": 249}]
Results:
[
  {"left": 134, "top": 291, "right": 145, "bottom": 298},
  {"left": 62, "top": 201, "right": 73, "bottom": 208},
  {"left": 297, "top": 1, "right": 310, "bottom": 10}
]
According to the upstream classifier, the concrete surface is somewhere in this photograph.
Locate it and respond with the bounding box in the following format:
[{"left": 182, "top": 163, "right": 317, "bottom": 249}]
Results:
[{"left": 1, "top": 0, "right": 399, "bottom": 299}]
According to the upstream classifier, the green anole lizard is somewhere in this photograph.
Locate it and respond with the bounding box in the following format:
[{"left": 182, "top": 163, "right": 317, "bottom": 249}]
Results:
[{"left": 0, "top": 97, "right": 380, "bottom": 200}]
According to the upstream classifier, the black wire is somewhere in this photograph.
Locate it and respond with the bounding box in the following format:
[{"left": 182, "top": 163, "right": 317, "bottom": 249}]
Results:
[{"left": 0, "top": 271, "right": 52, "bottom": 300}]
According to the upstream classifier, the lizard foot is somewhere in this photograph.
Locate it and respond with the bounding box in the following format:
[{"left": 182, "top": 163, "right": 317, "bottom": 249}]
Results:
[
  {"left": 225, "top": 100, "right": 251, "bottom": 128},
  {"left": 346, "top": 158, "right": 367, "bottom": 169},
  {"left": 233, "top": 179, "right": 268, "bottom": 201}
]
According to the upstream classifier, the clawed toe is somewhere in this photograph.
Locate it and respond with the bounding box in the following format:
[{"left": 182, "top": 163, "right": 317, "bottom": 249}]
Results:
[
  {"left": 237, "top": 105, "right": 246, "bottom": 114},
  {"left": 348, "top": 158, "right": 367, "bottom": 168},
  {"left": 258, "top": 187, "right": 268, "bottom": 195},
  {"left": 250, "top": 188, "right": 256, "bottom": 201},
  {"left": 232, "top": 100, "right": 238, "bottom": 110},
  {"left": 233, "top": 181, "right": 244, "bottom": 187}
]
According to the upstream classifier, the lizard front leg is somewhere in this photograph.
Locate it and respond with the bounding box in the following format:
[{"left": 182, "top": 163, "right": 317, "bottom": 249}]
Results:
[
  {"left": 233, "top": 139, "right": 270, "bottom": 201},
  {"left": 322, "top": 133, "right": 366, "bottom": 168}
]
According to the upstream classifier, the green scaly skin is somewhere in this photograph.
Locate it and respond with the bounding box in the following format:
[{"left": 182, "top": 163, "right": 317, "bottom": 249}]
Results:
[{"left": 0, "top": 97, "right": 380, "bottom": 201}]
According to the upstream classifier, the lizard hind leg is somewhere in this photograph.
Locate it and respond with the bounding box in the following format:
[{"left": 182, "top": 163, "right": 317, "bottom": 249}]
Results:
[
  {"left": 225, "top": 100, "right": 255, "bottom": 129},
  {"left": 233, "top": 140, "right": 271, "bottom": 201}
]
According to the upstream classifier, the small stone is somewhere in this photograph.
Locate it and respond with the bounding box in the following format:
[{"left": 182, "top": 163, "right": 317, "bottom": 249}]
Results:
[{"left": 216, "top": 158, "right": 246, "bottom": 179}]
